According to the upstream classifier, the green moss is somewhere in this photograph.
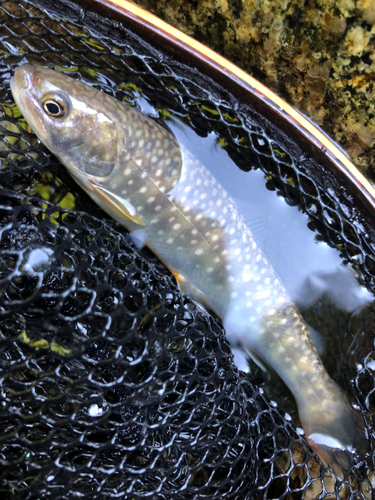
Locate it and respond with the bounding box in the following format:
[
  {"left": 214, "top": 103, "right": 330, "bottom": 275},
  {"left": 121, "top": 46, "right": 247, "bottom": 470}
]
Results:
[
  {"left": 217, "top": 137, "right": 228, "bottom": 148},
  {"left": 200, "top": 104, "right": 220, "bottom": 115},
  {"left": 117, "top": 82, "right": 143, "bottom": 93},
  {"left": 18, "top": 330, "right": 73, "bottom": 357}
]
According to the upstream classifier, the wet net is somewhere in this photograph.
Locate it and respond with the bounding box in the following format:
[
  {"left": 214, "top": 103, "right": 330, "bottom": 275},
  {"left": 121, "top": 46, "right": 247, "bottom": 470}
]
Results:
[{"left": 0, "top": 1, "right": 374, "bottom": 498}]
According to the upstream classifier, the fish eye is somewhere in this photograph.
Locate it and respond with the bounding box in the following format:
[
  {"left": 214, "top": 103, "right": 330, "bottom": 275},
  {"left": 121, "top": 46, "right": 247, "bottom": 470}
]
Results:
[{"left": 42, "top": 93, "right": 69, "bottom": 119}]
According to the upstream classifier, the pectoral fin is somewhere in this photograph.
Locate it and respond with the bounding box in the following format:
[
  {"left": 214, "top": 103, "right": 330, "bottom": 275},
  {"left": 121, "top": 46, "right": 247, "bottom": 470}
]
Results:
[
  {"left": 91, "top": 183, "right": 145, "bottom": 226},
  {"left": 173, "top": 271, "right": 212, "bottom": 309}
]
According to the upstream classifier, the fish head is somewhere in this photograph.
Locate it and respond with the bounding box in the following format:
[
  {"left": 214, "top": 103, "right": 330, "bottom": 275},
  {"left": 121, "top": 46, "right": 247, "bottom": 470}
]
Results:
[
  {"left": 11, "top": 65, "right": 118, "bottom": 184},
  {"left": 11, "top": 65, "right": 183, "bottom": 228}
]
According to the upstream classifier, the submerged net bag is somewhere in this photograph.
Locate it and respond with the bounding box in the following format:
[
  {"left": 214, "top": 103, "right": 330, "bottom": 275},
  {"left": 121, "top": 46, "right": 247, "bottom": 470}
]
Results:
[{"left": 0, "top": 1, "right": 374, "bottom": 498}]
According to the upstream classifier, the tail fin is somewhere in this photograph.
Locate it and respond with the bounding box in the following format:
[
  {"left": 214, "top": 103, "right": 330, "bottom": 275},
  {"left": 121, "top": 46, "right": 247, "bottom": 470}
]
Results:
[{"left": 298, "top": 389, "right": 369, "bottom": 476}]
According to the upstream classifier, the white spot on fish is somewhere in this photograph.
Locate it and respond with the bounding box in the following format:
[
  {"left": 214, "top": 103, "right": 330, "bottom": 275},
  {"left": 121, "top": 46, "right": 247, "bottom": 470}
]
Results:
[
  {"left": 195, "top": 249, "right": 203, "bottom": 255},
  {"left": 139, "top": 186, "right": 147, "bottom": 194},
  {"left": 173, "top": 223, "right": 181, "bottom": 230}
]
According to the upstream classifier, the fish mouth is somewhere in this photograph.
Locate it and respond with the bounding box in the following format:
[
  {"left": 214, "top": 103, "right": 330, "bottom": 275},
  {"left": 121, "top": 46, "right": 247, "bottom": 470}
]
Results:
[
  {"left": 11, "top": 65, "right": 33, "bottom": 93},
  {"left": 10, "top": 65, "right": 47, "bottom": 137}
]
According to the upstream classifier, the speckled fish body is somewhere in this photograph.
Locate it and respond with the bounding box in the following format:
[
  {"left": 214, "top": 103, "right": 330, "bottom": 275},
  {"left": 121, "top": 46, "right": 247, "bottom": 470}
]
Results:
[{"left": 11, "top": 65, "right": 368, "bottom": 470}]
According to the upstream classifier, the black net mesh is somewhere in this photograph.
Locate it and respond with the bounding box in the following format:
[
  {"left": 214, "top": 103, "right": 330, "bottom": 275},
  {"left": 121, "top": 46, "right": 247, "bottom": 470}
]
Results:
[{"left": 0, "top": 1, "right": 374, "bottom": 498}]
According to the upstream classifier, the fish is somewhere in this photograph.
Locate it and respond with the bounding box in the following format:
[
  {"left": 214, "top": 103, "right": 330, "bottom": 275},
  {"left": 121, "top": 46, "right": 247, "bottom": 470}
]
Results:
[{"left": 10, "top": 65, "right": 369, "bottom": 473}]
